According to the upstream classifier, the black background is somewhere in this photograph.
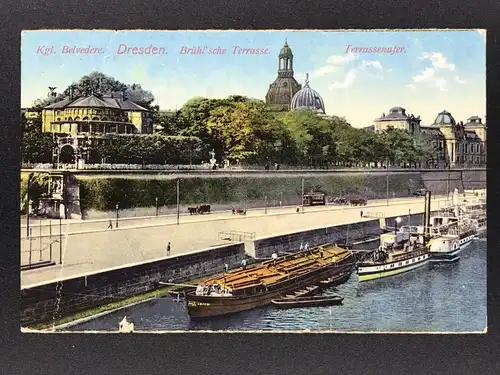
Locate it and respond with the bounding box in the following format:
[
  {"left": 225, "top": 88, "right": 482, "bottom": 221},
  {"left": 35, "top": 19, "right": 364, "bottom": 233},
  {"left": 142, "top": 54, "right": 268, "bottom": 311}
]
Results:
[{"left": 1, "top": 1, "right": 499, "bottom": 374}]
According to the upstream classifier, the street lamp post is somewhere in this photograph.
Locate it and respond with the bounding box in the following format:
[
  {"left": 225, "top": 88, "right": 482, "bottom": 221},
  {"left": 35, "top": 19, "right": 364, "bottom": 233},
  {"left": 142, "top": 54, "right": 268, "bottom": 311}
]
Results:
[
  {"left": 59, "top": 216, "right": 62, "bottom": 264},
  {"left": 176, "top": 179, "right": 180, "bottom": 225},
  {"left": 155, "top": 197, "right": 159, "bottom": 217},
  {"left": 115, "top": 203, "right": 119, "bottom": 228},
  {"left": 301, "top": 177, "right": 305, "bottom": 213},
  {"left": 386, "top": 173, "right": 389, "bottom": 206},
  {"left": 26, "top": 172, "right": 33, "bottom": 237}
]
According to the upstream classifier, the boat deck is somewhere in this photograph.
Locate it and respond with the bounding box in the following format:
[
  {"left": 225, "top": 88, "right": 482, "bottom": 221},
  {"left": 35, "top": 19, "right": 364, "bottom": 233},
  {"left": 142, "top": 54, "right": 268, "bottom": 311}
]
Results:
[{"left": 199, "top": 245, "right": 351, "bottom": 292}]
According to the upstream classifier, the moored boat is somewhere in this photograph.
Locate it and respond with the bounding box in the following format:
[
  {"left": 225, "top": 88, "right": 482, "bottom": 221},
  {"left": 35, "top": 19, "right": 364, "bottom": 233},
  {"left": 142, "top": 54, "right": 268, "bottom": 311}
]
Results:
[
  {"left": 185, "top": 244, "right": 354, "bottom": 319},
  {"left": 357, "top": 191, "right": 433, "bottom": 281},
  {"left": 271, "top": 295, "right": 344, "bottom": 309},
  {"left": 318, "top": 270, "right": 351, "bottom": 289},
  {"left": 282, "top": 285, "right": 320, "bottom": 299},
  {"left": 428, "top": 234, "right": 461, "bottom": 262}
]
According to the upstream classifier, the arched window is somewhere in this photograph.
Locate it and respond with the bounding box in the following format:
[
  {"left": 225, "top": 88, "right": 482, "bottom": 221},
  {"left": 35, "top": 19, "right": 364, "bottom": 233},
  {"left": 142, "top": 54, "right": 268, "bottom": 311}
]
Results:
[
  {"left": 74, "top": 116, "right": 81, "bottom": 121},
  {"left": 92, "top": 117, "right": 99, "bottom": 121},
  {"left": 82, "top": 116, "right": 89, "bottom": 121},
  {"left": 101, "top": 117, "right": 108, "bottom": 121},
  {"left": 68, "top": 117, "right": 73, "bottom": 121}
]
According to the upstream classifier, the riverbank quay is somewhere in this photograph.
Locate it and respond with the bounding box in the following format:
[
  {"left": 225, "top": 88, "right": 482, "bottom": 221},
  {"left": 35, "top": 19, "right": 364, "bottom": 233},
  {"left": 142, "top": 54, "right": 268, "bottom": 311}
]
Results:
[
  {"left": 21, "top": 195, "right": 450, "bottom": 286},
  {"left": 20, "top": 197, "right": 446, "bottom": 329}
]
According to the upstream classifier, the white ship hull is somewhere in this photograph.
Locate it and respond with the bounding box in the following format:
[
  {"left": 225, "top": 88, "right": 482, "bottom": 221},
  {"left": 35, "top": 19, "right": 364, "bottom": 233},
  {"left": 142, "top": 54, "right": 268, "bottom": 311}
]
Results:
[{"left": 358, "top": 253, "right": 430, "bottom": 281}]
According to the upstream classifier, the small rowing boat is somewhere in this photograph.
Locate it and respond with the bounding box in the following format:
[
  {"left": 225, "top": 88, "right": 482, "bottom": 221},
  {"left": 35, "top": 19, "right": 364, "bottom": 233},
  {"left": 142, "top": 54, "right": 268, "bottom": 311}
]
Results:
[
  {"left": 318, "top": 271, "right": 351, "bottom": 289},
  {"left": 282, "top": 285, "right": 319, "bottom": 299},
  {"left": 271, "top": 295, "right": 344, "bottom": 309}
]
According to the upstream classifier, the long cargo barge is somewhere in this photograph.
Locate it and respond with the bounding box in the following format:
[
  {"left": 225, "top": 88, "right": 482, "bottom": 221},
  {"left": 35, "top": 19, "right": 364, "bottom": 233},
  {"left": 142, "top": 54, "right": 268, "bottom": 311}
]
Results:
[{"left": 185, "top": 244, "right": 354, "bottom": 319}]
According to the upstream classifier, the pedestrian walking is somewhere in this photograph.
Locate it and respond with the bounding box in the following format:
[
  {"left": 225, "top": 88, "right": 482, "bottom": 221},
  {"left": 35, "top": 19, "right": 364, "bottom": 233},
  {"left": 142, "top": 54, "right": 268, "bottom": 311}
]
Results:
[
  {"left": 241, "top": 258, "right": 247, "bottom": 270},
  {"left": 224, "top": 263, "right": 229, "bottom": 274},
  {"left": 296, "top": 206, "right": 300, "bottom": 213},
  {"left": 166, "top": 242, "right": 171, "bottom": 256},
  {"left": 304, "top": 242, "right": 309, "bottom": 250},
  {"left": 107, "top": 220, "right": 113, "bottom": 230},
  {"left": 360, "top": 210, "right": 363, "bottom": 218}
]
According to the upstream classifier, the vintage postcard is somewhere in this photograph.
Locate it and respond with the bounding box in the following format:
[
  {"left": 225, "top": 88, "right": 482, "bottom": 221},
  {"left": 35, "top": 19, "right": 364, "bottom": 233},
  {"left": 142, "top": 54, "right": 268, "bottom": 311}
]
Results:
[{"left": 20, "top": 29, "right": 486, "bottom": 333}]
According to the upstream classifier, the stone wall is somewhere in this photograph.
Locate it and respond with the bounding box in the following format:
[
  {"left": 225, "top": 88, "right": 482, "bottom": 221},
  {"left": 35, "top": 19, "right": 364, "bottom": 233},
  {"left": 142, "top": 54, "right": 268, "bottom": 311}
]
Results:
[
  {"left": 253, "top": 220, "right": 382, "bottom": 259},
  {"left": 252, "top": 211, "right": 434, "bottom": 259},
  {"left": 72, "top": 169, "right": 486, "bottom": 219},
  {"left": 21, "top": 243, "right": 245, "bottom": 327}
]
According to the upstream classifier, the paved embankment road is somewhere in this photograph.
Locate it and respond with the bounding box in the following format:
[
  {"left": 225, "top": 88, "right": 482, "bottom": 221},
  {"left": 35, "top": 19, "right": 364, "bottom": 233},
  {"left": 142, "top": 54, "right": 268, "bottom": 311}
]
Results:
[
  {"left": 21, "top": 196, "right": 449, "bottom": 288},
  {"left": 20, "top": 196, "right": 450, "bottom": 238}
]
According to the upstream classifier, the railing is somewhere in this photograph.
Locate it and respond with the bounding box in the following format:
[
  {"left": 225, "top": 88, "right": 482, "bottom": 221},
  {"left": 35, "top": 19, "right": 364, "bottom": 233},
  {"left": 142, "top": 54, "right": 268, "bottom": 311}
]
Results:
[
  {"left": 21, "top": 163, "right": 487, "bottom": 171},
  {"left": 218, "top": 231, "right": 256, "bottom": 242}
]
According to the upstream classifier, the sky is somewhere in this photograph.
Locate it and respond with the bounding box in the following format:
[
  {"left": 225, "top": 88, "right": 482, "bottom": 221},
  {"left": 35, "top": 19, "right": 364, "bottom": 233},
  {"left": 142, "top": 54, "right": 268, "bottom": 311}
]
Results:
[{"left": 21, "top": 30, "right": 486, "bottom": 128}]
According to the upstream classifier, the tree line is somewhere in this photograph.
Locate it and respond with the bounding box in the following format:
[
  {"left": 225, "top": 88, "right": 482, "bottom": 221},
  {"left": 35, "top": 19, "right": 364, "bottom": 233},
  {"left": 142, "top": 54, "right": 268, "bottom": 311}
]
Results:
[{"left": 22, "top": 72, "right": 435, "bottom": 167}]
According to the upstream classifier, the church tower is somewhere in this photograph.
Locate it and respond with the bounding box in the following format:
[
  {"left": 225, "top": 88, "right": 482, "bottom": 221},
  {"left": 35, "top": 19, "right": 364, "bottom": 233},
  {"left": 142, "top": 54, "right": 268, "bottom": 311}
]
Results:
[{"left": 265, "top": 40, "right": 302, "bottom": 111}]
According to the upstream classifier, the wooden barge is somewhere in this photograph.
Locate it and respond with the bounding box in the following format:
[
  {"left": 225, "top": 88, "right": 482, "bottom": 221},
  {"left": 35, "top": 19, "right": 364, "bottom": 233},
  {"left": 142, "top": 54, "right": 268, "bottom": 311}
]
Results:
[{"left": 185, "top": 244, "right": 354, "bottom": 319}]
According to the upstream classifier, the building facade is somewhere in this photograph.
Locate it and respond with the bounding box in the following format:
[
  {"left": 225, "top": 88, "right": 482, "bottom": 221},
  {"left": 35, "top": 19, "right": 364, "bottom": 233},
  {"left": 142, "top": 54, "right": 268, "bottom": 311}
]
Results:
[
  {"left": 371, "top": 107, "right": 486, "bottom": 167},
  {"left": 41, "top": 93, "right": 152, "bottom": 136},
  {"left": 265, "top": 40, "right": 302, "bottom": 111}
]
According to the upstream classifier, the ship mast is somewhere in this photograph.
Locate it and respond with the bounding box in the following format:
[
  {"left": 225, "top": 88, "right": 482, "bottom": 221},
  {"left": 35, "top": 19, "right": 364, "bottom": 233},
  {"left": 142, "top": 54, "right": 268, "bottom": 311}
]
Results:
[{"left": 424, "top": 190, "right": 432, "bottom": 245}]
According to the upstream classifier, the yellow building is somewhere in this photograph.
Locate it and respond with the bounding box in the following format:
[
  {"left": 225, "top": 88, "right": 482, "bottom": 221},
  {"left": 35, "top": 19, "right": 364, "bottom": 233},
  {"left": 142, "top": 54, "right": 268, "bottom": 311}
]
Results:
[
  {"left": 372, "top": 108, "right": 486, "bottom": 167},
  {"left": 21, "top": 108, "right": 42, "bottom": 119},
  {"left": 41, "top": 93, "right": 152, "bottom": 135}
]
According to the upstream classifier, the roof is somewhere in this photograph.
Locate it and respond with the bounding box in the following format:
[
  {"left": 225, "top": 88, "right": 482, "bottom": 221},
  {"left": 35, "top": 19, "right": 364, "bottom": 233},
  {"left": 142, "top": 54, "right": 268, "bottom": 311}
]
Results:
[
  {"left": 279, "top": 40, "right": 293, "bottom": 58},
  {"left": 290, "top": 74, "right": 325, "bottom": 113},
  {"left": 374, "top": 107, "right": 421, "bottom": 122},
  {"left": 67, "top": 95, "right": 118, "bottom": 109},
  {"left": 420, "top": 126, "right": 445, "bottom": 138},
  {"left": 44, "top": 98, "right": 74, "bottom": 109},
  {"left": 44, "top": 94, "right": 148, "bottom": 111},
  {"left": 432, "top": 110, "right": 456, "bottom": 126},
  {"left": 464, "top": 116, "right": 484, "bottom": 127}
]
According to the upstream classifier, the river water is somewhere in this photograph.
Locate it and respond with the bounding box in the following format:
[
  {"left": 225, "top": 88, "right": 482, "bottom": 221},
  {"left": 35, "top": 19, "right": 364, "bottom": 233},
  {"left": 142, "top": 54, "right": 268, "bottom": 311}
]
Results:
[{"left": 66, "top": 234, "right": 487, "bottom": 333}]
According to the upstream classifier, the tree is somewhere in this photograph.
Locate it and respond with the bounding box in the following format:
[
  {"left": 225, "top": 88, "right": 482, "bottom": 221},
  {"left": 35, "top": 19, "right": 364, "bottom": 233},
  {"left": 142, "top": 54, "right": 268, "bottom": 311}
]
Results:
[
  {"left": 279, "top": 110, "right": 338, "bottom": 167},
  {"left": 21, "top": 114, "right": 56, "bottom": 164},
  {"left": 20, "top": 172, "right": 51, "bottom": 213},
  {"left": 32, "top": 72, "right": 156, "bottom": 109},
  {"left": 154, "top": 110, "right": 184, "bottom": 135}
]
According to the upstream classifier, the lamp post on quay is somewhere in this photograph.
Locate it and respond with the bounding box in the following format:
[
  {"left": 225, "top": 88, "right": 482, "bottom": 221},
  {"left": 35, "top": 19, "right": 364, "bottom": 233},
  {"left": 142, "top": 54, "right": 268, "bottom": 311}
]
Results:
[{"left": 115, "top": 203, "right": 119, "bottom": 228}]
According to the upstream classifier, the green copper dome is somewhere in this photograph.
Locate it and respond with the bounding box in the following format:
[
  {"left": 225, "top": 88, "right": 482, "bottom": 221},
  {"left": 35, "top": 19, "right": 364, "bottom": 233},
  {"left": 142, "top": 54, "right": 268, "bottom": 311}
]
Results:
[{"left": 279, "top": 40, "right": 293, "bottom": 58}]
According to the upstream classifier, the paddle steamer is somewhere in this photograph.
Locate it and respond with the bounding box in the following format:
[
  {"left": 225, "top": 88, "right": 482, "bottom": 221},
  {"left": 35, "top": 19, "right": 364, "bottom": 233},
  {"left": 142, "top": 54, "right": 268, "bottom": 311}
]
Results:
[
  {"left": 356, "top": 191, "right": 433, "bottom": 281},
  {"left": 185, "top": 244, "right": 354, "bottom": 319}
]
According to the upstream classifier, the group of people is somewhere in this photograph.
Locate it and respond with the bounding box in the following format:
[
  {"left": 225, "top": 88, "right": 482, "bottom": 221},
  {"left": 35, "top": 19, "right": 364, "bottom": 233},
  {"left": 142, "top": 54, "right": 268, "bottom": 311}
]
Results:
[
  {"left": 232, "top": 208, "right": 247, "bottom": 215},
  {"left": 195, "top": 284, "right": 232, "bottom": 296}
]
